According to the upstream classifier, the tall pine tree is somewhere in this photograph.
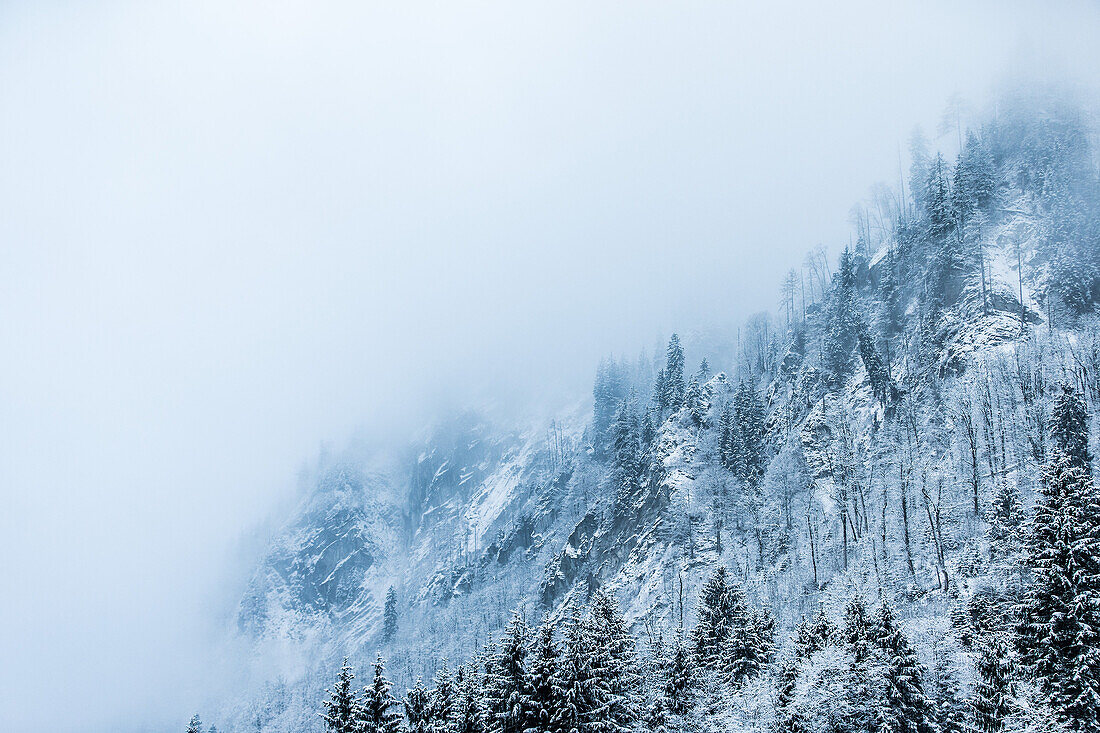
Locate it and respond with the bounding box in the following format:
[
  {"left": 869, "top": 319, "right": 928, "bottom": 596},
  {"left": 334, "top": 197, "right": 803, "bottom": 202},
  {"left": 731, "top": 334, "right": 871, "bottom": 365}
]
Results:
[
  {"left": 1019, "top": 386, "right": 1100, "bottom": 731},
  {"left": 322, "top": 658, "right": 362, "bottom": 733},
  {"left": 362, "top": 654, "right": 403, "bottom": 733}
]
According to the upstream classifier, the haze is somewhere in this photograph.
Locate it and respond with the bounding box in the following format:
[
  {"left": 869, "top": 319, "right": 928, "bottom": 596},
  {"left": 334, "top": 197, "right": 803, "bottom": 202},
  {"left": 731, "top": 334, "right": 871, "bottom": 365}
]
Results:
[{"left": 2, "top": 1, "right": 1099, "bottom": 731}]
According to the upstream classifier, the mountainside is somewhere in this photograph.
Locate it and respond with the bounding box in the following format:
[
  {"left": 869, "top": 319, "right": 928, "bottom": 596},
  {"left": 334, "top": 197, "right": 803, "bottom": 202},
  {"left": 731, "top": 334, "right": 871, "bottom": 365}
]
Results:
[{"left": 219, "top": 87, "right": 1100, "bottom": 733}]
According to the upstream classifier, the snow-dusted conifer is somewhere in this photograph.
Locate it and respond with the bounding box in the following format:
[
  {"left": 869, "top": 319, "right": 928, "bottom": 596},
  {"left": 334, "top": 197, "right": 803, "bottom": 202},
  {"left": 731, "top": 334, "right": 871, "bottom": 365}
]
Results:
[
  {"left": 363, "top": 654, "right": 402, "bottom": 733},
  {"left": 322, "top": 659, "right": 362, "bottom": 733},
  {"left": 383, "top": 586, "right": 398, "bottom": 643}
]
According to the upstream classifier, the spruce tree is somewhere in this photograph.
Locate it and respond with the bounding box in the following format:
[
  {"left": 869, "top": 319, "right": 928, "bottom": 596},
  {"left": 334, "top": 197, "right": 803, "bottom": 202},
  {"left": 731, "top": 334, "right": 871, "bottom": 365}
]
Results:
[
  {"left": 663, "top": 334, "right": 686, "bottom": 410},
  {"left": 684, "top": 377, "right": 704, "bottom": 426},
  {"left": 932, "top": 643, "right": 967, "bottom": 733},
  {"left": 186, "top": 714, "right": 203, "bottom": 733},
  {"left": 610, "top": 398, "right": 642, "bottom": 509},
  {"left": 794, "top": 607, "right": 835, "bottom": 659},
  {"left": 454, "top": 665, "right": 485, "bottom": 733},
  {"left": 383, "top": 586, "right": 398, "bottom": 643},
  {"left": 874, "top": 601, "right": 934, "bottom": 733},
  {"left": 526, "top": 616, "right": 562, "bottom": 733},
  {"left": 1019, "top": 386, "right": 1100, "bottom": 731},
  {"left": 689, "top": 567, "right": 743, "bottom": 670},
  {"left": 405, "top": 677, "right": 433, "bottom": 733},
  {"left": 362, "top": 654, "right": 403, "bottom": 733},
  {"left": 842, "top": 596, "right": 875, "bottom": 664},
  {"left": 430, "top": 660, "right": 455, "bottom": 733},
  {"left": 486, "top": 611, "right": 533, "bottom": 733},
  {"left": 322, "top": 658, "right": 362, "bottom": 733},
  {"left": 722, "top": 605, "right": 774, "bottom": 686},
  {"left": 973, "top": 636, "right": 1012, "bottom": 733},
  {"left": 585, "top": 589, "right": 640, "bottom": 732},
  {"left": 552, "top": 611, "right": 603, "bottom": 733},
  {"left": 823, "top": 248, "right": 860, "bottom": 386},
  {"left": 732, "top": 380, "right": 768, "bottom": 487},
  {"left": 653, "top": 631, "right": 692, "bottom": 732},
  {"left": 652, "top": 369, "right": 668, "bottom": 414}
]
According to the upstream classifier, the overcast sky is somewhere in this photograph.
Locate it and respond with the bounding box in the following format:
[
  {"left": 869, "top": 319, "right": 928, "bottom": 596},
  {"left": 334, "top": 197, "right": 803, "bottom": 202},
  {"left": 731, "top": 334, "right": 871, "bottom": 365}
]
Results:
[{"left": 2, "top": 1, "right": 1099, "bottom": 731}]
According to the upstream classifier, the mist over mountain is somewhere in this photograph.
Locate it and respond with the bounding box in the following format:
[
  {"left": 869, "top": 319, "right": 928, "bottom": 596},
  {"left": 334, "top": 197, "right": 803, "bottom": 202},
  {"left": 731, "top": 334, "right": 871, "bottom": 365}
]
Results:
[
  {"left": 4, "top": 3, "right": 1100, "bottom": 733},
  {"left": 203, "top": 83, "right": 1100, "bottom": 733}
]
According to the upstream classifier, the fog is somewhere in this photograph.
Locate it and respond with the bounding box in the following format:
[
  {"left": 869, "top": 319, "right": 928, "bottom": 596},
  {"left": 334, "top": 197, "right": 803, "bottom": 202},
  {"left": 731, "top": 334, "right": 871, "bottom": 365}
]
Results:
[{"left": 1, "top": 1, "right": 1098, "bottom": 731}]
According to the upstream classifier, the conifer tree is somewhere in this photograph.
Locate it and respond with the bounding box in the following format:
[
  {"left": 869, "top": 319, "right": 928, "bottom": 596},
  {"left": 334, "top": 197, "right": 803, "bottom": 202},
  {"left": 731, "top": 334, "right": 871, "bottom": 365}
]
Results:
[
  {"left": 722, "top": 605, "right": 774, "bottom": 685},
  {"left": 1019, "top": 385, "right": 1100, "bottom": 731},
  {"left": 363, "top": 654, "right": 403, "bottom": 733},
  {"left": 526, "top": 616, "right": 562, "bottom": 733},
  {"left": 732, "top": 380, "right": 768, "bottom": 487},
  {"left": 794, "top": 607, "right": 835, "bottom": 659},
  {"left": 552, "top": 612, "right": 604, "bottom": 733},
  {"left": 383, "top": 586, "right": 398, "bottom": 643},
  {"left": 610, "top": 398, "right": 642, "bottom": 508},
  {"left": 454, "top": 665, "right": 485, "bottom": 733},
  {"left": 973, "top": 636, "right": 1012, "bottom": 733},
  {"left": 405, "top": 677, "right": 433, "bottom": 733},
  {"left": 186, "top": 714, "right": 203, "bottom": 733},
  {"left": 823, "top": 248, "right": 859, "bottom": 386},
  {"left": 842, "top": 596, "right": 875, "bottom": 664},
  {"left": 430, "top": 660, "right": 455, "bottom": 733},
  {"left": 322, "top": 659, "right": 362, "bottom": 733},
  {"left": 663, "top": 335, "right": 686, "bottom": 410},
  {"left": 987, "top": 482, "right": 1022, "bottom": 560},
  {"left": 684, "top": 377, "right": 704, "bottom": 426},
  {"left": 653, "top": 632, "right": 692, "bottom": 732},
  {"left": 874, "top": 601, "right": 934, "bottom": 733},
  {"left": 690, "top": 567, "right": 750, "bottom": 673},
  {"left": 932, "top": 643, "right": 967, "bottom": 733},
  {"left": 585, "top": 589, "right": 640, "bottom": 732},
  {"left": 486, "top": 612, "right": 533, "bottom": 733},
  {"left": 652, "top": 369, "right": 668, "bottom": 415}
]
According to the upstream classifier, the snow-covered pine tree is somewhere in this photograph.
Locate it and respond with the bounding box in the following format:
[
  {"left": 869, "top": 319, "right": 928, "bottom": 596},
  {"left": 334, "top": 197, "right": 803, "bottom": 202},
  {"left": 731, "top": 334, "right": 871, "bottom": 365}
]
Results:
[
  {"left": 584, "top": 589, "right": 640, "bottom": 732},
  {"left": 186, "top": 714, "right": 203, "bottom": 733},
  {"left": 322, "top": 658, "right": 362, "bottom": 733},
  {"left": 689, "top": 567, "right": 743, "bottom": 672},
  {"left": 362, "top": 654, "right": 403, "bottom": 733},
  {"left": 931, "top": 641, "right": 967, "bottom": 733},
  {"left": 663, "top": 334, "right": 686, "bottom": 410},
  {"left": 874, "top": 601, "right": 934, "bottom": 733},
  {"left": 383, "top": 586, "right": 398, "bottom": 644},
  {"left": 973, "top": 635, "right": 1012, "bottom": 733},
  {"left": 684, "top": 377, "right": 704, "bottom": 426},
  {"left": 987, "top": 481, "right": 1022, "bottom": 561},
  {"left": 552, "top": 611, "right": 603, "bottom": 733},
  {"left": 405, "top": 677, "right": 433, "bottom": 733},
  {"left": 823, "top": 247, "right": 860, "bottom": 386},
  {"left": 610, "top": 397, "right": 642, "bottom": 510},
  {"left": 485, "top": 611, "right": 533, "bottom": 733},
  {"left": 430, "top": 660, "right": 455, "bottom": 733},
  {"left": 794, "top": 607, "right": 835, "bottom": 659},
  {"left": 1019, "top": 385, "right": 1100, "bottom": 731},
  {"left": 653, "top": 631, "right": 693, "bottom": 732},
  {"left": 732, "top": 380, "right": 768, "bottom": 487},
  {"left": 454, "top": 665, "right": 485, "bottom": 733},
  {"left": 526, "top": 616, "right": 562, "bottom": 733},
  {"left": 717, "top": 401, "right": 736, "bottom": 473},
  {"left": 842, "top": 596, "right": 875, "bottom": 664},
  {"left": 652, "top": 369, "right": 668, "bottom": 415}
]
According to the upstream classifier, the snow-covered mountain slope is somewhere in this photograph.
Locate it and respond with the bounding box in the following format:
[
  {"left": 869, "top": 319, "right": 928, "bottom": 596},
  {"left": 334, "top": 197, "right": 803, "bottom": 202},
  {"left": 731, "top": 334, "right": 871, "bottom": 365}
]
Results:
[{"left": 219, "top": 90, "right": 1100, "bottom": 733}]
